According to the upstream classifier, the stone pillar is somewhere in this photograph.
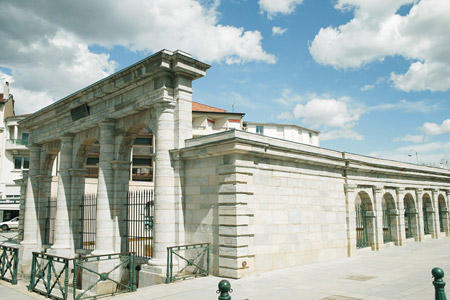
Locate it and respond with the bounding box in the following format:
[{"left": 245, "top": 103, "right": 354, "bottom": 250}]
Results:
[
  {"left": 50, "top": 135, "right": 74, "bottom": 256},
  {"left": 92, "top": 120, "right": 116, "bottom": 255},
  {"left": 344, "top": 184, "right": 357, "bottom": 257},
  {"left": 144, "top": 102, "right": 176, "bottom": 283},
  {"left": 372, "top": 186, "right": 384, "bottom": 250},
  {"left": 416, "top": 189, "right": 424, "bottom": 241},
  {"left": 111, "top": 160, "right": 131, "bottom": 253},
  {"left": 69, "top": 168, "right": 87, "bottom": 252},
  {"left": 431, "top": 189, "right": 440, "bottom": 239},
  {"left": 20, "top": 144, "right": 41, "bottom": 275},
  {"left": 37, "top": 175, "right": 53, "bottom": 246},
  {"left": 396, "top": 188, "right": 406, "bottom": 245},
  {"left": 445, "top": 191, "right": 450, "bottom": 236},
  {"left": 14, "top": 125, "right": 18, "bottom": 140}
]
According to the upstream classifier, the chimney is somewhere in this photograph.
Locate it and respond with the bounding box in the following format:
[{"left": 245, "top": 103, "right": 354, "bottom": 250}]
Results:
[{"left": 3, "top": 82, "right": 9, "bottom": 100}]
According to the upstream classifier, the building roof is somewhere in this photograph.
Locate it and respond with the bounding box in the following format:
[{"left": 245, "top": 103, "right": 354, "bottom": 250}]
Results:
[
  {"left": 192, "top": 101, "right": 227, "bottom": 112},
  {"left": 245, "top": 121, "right": 320, "bottom": 134}
]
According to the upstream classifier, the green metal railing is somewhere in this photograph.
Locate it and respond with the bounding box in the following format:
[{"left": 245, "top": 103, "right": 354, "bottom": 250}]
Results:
[
  {"left": 0, "top": 244, "right": 18, "bottom": 284},
  {"left": 0, "top": 230, "right": 22, "bottom": 244},
  {"left": 73, "top": 253, "right": 136, "bottom": 300},
  {"left": 29, "top": 252, "right": 71, "bottom": 300},
  {"left": 29, "top": 252, "right": 137, "bottom": 300},
  {"left": 166, "top": 243, "right": 210, "bottom": 283},
  {"left": 356, "top": 205, "right": 369, "bottom": 249},
  {"left": 8, "top": 139, "right": 29, "bottom": 145}
]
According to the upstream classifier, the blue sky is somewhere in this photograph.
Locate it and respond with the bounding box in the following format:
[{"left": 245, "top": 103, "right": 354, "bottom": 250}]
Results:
[{"left": 1, "top": 0, "right": 449, "bottom": 166}]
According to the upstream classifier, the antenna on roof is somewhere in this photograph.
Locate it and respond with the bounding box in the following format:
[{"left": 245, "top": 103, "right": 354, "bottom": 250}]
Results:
[{"left": 232, "top": 103, "right": 235, "bottom": 112}]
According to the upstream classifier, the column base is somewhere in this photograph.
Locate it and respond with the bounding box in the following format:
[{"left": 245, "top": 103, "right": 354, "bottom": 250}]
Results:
[
  {"left": 48, "top": 245, "right": 75, "bottom": 258},
  {"left": 138, "top": 258, "right": 177, "bottom": 287},
  {"left": 19, "top": 242, "right": 40, "bottom": 278}
]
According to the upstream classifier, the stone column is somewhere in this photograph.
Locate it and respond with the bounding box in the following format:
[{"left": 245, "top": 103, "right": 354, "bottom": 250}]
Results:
[
  {"left": 92, "top": 120, "right": 116, "bottom": 255},
  {"left": 445, "top": 191, "right": 450, "bottom": 236},
  {"left": 344, "top": 184, "right": 357, "bottom": 257},
  {"left": 14, "top": 176, "right": 28, "bottom": 243},
  {"left": 50, "top": 135, "right": 74, "bottom": 256},
  {"left": 37, "top": 175, "right": 53, "bottom": 246},
  {"left": 431, "top": 189, "right": 440, "bottom": 238},
  {"left": 372, "top": 186, "right": 384, "bottom": 250},
  {"left": 111, "top": 160, "right": 131, "bottom": 253},
  {"left": 20, "top": 144, "right": 41, "bottom": 275},
  {"left": 14, "top": 125, "right": 18, "bottom": 140},
  {"left": 396, "top": 188, "right": 406, "bottom": 245},
  {"left": 416, "top": 189, "right": 424, "bottom": 241},
  {"left": 69, "top": 168, "right": 87, "bottom": 251},
  {"left": 144, "top": 102, "right": 176, "bottom": 283}
]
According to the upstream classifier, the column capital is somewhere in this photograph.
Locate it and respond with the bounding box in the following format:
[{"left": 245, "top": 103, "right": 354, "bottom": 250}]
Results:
[
  {"left": 69, "top": 168, "right": 87, "bottom": 177},
  {"left": 60, "top": 134, "right": 74, "bottom": 143},
  {"left": 99, "top": 119, "right": 117, "bottom": 129},
  {"left": 36, "top": 175, "right": 53, "bottom": 183},
  {"left": 415, "top": 188, "right": 424, "bottom": 194},
  {"left": 396, "top": 187, "right": 406, "bottom": 193},
  {"left": 373, "top": 185, "right": 384, "bottom": 194},
  {"left": 344, "top": 184, "right": 357, "bottom": 193},
  {"left": 28, "top": 144, "right": 42, "bottom": 152},
  {"left": 111, "top": 160, "right": 132, "bottom": 171},
  {"left": 153, "top": 100, "right": 176, "bottom": 114}
]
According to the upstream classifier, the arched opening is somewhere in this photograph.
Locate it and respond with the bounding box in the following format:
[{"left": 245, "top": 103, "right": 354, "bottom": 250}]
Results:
[
  {"left": 355, "top": 191, "right": 374, "bottom": 249},
  {"left": 42, "top": 147, "right": 60, "bottom": 246},
  {"left": 403, "top": 193, "right": 417, "bottom": 240},
  {"left": 382, "top": 193, "right": 396, "bottom": 244},
  {"left": 131, "top": 127, "right": 154, "bottom": 183},
  {"left": 438, "top": 194, "right": 447, "bottom": 233},
  {"left": 422, "top": 194, "right": 433, "bottom": 236}
]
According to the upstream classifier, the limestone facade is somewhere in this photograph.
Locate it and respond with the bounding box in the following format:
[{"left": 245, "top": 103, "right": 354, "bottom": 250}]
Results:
[{"left": 17, "top": 50, "right": 450, "bottom": 282}]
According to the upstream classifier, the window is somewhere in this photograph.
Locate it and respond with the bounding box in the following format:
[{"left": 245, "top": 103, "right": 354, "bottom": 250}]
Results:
[
  {"left": 132, "top": 128, "right": 154, "bottom": 182},
  {"left": 14, "top": 157, "right": 29, "bottom": 169},
  {"left": 21, "top": 132, "right": 29, "bottom": 145},
  {"left": 256, "top": 125, "right": 264, "bottom": 135},
  {"left": 309, "top": 132, "right": 313, "bottom": 143},
  {"left": 85, "top": 142, "right": 100, "bottom": 178}
]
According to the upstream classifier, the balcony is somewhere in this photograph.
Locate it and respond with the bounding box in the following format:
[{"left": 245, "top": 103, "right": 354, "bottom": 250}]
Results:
[{"left": 5, "top": 139, "right": 29, "bottom": 151}]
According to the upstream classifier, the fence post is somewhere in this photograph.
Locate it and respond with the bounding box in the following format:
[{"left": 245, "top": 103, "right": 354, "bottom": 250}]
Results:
[
  {"left": 432, "top": 267, "right": 447, "bottom": 300},
  {"left": 217, "top": 279, "right": 232, "bottom": 300}
]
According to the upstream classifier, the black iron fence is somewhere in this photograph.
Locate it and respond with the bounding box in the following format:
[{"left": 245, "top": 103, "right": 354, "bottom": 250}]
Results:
[
  {"left": 81, "top": 194, "right": 97, "bottom": 251},
  {"left": 126, "top": 189, "right": 153, "bottom": 259}
]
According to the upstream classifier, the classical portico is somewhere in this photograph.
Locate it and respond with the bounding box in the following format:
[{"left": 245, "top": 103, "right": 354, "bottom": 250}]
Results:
[{"left": 18, "top": 50, "right": 210, "bottom": 279}]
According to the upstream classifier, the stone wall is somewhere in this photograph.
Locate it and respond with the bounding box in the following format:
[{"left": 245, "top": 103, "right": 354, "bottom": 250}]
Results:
[{"left": 179, "top": 129, "right": 450, "bottom": 279}]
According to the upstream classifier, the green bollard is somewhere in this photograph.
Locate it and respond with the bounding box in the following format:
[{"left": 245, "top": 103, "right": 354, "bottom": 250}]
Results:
[
  {"left": 217, "top": 279, "right": 233, "bottom": 300},
  {"left": 432, "top": 267, "right": 447, "bottom": 300}
]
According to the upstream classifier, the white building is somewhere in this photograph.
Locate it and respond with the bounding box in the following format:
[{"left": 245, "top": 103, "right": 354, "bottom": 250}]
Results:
[
  {"left": 0, "top": 82, "right": 29, "bottom": 222},
  {"left": 244, "top": 121, "right": 319, "bottom": 146}
]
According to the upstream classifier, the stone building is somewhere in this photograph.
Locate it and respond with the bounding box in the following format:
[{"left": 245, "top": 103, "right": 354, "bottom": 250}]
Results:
[
  {"left": 18, "top": 50, "right": 450, "bottom": 284},
  {"left": 0, "top": 83, "right": 29, "bottom": 222}
]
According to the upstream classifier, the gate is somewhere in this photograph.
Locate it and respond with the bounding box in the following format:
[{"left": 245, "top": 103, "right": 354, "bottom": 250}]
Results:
[
  {"left": 382, "top": 203, "right": 393, "bottom": 243},
  {"left": 439, "top": 202, "right": 444, "bottom": 233},
  {"left": 126, "top": 190, "right": 153, "bottom": 258},
  {"left": 404, "top": 208, "right": 413, "bottom": 239},
  {"left": 423, "top": 206, "right": 430, "bottom": 235},
  {"left": 80, "top": 194, "right": 97, "bottom": 250},
  {"left": 44, "top": 197, "right": 57, "bottom": 245},
  {"left": 356, "top": 204, "right": 369, "bottom": 249}
]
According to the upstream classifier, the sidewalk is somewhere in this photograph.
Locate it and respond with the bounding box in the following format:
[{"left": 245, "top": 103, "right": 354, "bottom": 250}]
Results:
[{"left": 2, "top": 237, "right": 450, "bottom": 300}]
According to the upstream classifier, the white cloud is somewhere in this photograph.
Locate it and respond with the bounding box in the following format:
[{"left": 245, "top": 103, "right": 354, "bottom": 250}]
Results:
[
  {"left": 259, "top": 0, "right": 303, "bottom": 19},
  {"left": 361, "top": 84, "right": 374, "bottom": 91},
  {"left": 277, "top": 111, "right": 294, "bottom": 120},
  {"left": 272, "top": 26, "right": 288, "bottom": 36},
  {"left": 371, "top": 99, "right": 439, "bottom": 113},
  {"left": 320, "top": 128, "right": 364, "bottom": 141},
  {"left": 0, "top": 0, "right": 275, "bottom": 114},
  {"left": 309, "top": 0, "right": 450, "bottom": 92},
  {"left": 293, "top": 98, "right": 363, "bottom": 129},
  {"left": 422, "top": 119, "right": 450, "bottom": 135},
  {"left": 394, "top": 134, "right": 425, "bottom": 143},
  {"left": 274, "top": 88, "right": 303, "bottom": 106}
]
